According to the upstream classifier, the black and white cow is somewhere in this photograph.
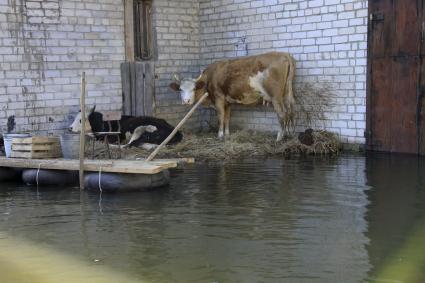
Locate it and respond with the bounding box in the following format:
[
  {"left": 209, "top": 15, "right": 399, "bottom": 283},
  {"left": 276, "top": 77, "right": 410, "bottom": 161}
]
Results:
[{"left": 69, "top": 106, "right": 182, "bottom": 149}]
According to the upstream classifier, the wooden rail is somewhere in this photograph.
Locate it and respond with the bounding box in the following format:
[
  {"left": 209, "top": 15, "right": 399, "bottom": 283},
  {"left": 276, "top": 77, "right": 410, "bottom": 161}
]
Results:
[
  {"left": 79, "top": 72, "right": 86, "bottom": 190},
  {"left": 0, "top": 157, "right": 181, "bottom": 174}
]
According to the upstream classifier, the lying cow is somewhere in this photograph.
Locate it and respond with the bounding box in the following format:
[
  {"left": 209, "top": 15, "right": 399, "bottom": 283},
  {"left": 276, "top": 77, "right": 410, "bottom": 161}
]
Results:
[
  {"left": 170, "top": 51, "right": 296, "bottom": 141},
  {"left": 69, "top": 106, "right": 183, "bottom": 149}
]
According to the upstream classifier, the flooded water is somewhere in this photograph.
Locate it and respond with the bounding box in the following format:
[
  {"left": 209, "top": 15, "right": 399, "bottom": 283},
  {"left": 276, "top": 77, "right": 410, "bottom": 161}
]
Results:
[{"left": 0, "top": 153, "right": 424, "bottom": 283}]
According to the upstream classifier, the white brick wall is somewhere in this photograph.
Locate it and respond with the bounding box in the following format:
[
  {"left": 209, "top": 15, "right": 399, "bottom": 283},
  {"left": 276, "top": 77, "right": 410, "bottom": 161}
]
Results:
[
  {"left": 152, "top": 0, "right": 202, "bottom": 129},
  {"left": 0, "top": 0, "right": 125, "bottom": 134},
  {"left": 0, "top": 0, "right": 203, "bottom": 134},
  {"left": 199, "top": 0, "right": 368, "bottom": 144}
]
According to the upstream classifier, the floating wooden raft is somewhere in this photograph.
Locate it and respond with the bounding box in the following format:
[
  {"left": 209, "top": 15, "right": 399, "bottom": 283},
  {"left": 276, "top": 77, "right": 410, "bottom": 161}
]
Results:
[
  {"left": 0, "top": 157, "right": 194, "bottom": 175},
  {"left": 11, "top": 137, "right": 62, "bottom": 159}
]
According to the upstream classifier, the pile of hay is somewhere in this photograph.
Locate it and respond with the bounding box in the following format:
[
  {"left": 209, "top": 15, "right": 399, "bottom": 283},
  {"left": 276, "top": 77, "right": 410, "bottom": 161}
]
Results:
[{"left": 88, "top": 129, "right": 341, "bottom": 161}]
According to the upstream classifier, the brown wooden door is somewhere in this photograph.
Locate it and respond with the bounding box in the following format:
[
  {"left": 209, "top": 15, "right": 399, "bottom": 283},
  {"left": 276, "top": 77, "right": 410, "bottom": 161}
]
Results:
[{"left": 367, "top": 0, "right": 425, "bottom": 155}]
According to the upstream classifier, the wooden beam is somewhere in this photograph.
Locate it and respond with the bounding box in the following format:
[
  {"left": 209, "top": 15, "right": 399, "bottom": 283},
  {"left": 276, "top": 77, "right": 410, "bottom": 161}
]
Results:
[
  {"left": 124, "top": 0, "right": 135, "bottom": 61},
  {"left": 0, "top": 157, "right": 178, "bottom": 174},
  {"left": 79, "top": 72, "right": 86, "bottom": 190}
]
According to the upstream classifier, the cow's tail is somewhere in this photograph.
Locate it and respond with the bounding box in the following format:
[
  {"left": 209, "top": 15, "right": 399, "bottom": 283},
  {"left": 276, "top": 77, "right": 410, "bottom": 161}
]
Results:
[
  {"left": 284, "top": 54, "right": 295, "bottom": 106},
  {"left": 283, "top": 54, "right": 296, "bottom": 132}
]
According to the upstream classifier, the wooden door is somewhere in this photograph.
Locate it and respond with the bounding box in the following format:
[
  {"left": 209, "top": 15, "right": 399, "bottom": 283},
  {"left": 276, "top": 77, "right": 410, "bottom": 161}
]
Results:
[
  {"left": 121, "top": 61, "right": 155, "bottom": 116},
  {"left": 367, "top": 0, "right": 425, "bottom": 155}
]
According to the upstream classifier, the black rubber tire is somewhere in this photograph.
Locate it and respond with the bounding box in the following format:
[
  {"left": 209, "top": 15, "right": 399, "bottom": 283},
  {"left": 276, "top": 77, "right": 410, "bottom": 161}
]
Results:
[
  {"left": 84, "top": 170, "right": 170, "bottom": 193},
  {"left": 22, "top": 169, "right": 79, "bottom": 187},
  {"left": 0, "top": 167, "right": 22, "bottom": 182}
]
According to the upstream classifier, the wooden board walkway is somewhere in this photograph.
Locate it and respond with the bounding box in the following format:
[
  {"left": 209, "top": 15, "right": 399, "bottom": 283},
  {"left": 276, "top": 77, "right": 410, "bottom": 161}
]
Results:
[{"left": 0, "top": 157, "right": 194, "bottom": 175}]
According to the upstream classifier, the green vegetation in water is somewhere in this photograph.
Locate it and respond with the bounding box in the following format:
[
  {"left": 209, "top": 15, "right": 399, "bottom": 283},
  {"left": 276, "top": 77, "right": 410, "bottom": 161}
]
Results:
[{"left": 0, "top": 234, "right": 145, "bottom": 283}]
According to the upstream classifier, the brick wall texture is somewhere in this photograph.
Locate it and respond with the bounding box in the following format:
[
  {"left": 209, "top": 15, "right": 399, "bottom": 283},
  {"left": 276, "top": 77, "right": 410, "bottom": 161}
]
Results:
[
  {"left": 0, "top": 0, "right": 125, "bottom": 133},
  {"left": 0, "top": 0, "right": 368, "bottom": 144},
  {"left": 199, "top": 0, "right": 368, "bottom": 144}
]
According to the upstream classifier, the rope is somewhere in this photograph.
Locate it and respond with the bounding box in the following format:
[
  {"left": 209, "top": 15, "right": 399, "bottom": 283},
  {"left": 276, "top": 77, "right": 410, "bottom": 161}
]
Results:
[
  {"left": 36, "top": 163, "right": 41, "bottom": 188},
  {"left": 98, "top": 165, "right": 103, "bottom": 215},
  {"left": 98, "top": 166, "right": 103, "bottom": 193}
]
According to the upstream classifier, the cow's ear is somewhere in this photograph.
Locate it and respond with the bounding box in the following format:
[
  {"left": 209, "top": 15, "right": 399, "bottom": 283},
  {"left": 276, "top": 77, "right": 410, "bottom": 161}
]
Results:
[
  {"left": 169, "top": 82, "right": 180, "bottom": 92},
  {"left": 90, "top": 105, "right": 96, "bottom": 114},
  {"left": 195, "top": 81, "right": 205, "bottom": 90}
]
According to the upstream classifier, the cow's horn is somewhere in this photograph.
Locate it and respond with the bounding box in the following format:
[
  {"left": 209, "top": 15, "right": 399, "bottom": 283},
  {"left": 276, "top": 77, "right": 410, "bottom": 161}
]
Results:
[
  {"left": 173, "top": 73, "right": 181, "bottom": 82},
  {"left": 195, "top": 72, "right": 203, "bottom": 81}
]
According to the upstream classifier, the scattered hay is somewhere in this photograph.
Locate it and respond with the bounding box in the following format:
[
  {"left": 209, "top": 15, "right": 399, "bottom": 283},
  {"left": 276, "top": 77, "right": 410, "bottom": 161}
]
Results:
[{"left": 88, "top": 129, "right": 341, "bottom": 161}]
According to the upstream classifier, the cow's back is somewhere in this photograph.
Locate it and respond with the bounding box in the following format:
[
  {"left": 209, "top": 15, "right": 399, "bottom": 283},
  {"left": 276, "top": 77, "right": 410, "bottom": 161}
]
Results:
[{"left": 206, "top": 52, "right": 294, "bottom": 105}]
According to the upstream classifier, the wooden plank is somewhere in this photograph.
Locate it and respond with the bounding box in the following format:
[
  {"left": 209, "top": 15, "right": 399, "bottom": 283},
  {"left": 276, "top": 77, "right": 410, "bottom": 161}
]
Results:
[
  {"left": 390, "top": 57, "right": 419, "bottom": 153},
  {"left": 124, "top": 0, "right": 135, "bottom": 61},
  {"left": 12, "top": 137, "right": 60, "bottom": 144},
  {"left": 368, "top": 0, "right": 392, "bottom": 59},
  {"left": 392, "top": 0, "right": 420, "bottom": 56},
  {"left": 0, "top": 157, "right": 178, "bottom": 174},
  {"left": 10, "top": 151, "right": 62, "bottom": 159},
  {"left": 135, "top": 62, "right": 145, "bottom": 116},
  {"left": 12, "top": 144, "right": 61, "bottom": 151},
  {"left": 419, "top": 53, "right": 425, "bottom": 155},
  {"left": 144, "top": 61, "right": 155, "bottom": 115},
  {"left": 140, "top": 157, "right": 195, "bottom": 164},
  {"left": 130, "top": 62, "right": 137, "bottom": 116},
  {"left": 121, "top": 62, "right": 132, "bottom": 116}
]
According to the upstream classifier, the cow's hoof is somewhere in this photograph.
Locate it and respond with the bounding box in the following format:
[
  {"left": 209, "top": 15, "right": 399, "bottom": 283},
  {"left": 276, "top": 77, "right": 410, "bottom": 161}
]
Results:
[{"left": 276, "top": 132, "right": 284, "bottom": 142}]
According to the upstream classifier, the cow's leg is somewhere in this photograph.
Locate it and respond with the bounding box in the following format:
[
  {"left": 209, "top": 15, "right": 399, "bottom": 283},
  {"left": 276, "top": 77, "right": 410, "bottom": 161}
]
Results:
[
  {"left": 224, "top": 104, "right": 231, "bottom": 137},
  {"left": 215, "top": 99, "right": 226, "bottom": 139},
  {"left": 271, "top": 98, "right": 288, "bottom": 142}
]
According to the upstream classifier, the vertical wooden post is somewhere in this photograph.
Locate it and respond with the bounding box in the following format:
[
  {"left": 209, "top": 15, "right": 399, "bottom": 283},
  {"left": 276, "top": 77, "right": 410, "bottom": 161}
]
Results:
[
  {"left": 124, "top": 0, "right": 135, "bottom": 61},
  {"left": 79, "top": 72, "right": 86, "bottom": 190}
]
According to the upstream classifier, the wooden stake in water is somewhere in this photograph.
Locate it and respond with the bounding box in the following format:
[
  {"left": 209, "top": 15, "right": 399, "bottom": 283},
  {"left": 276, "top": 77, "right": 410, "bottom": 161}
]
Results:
[
  {"left": 79, "top": 72, "right": 86, "bottom": 190},
  {"left": 146, "top": 92, "right": 209, "bottom": 162}
]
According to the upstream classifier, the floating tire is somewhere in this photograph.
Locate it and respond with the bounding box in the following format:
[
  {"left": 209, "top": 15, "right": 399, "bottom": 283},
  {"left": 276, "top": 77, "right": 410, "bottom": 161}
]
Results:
[
  {"left": 22, "top": 169, "right": 79, "bottom": 187},
  {"left": 84, "top": 170, "right": 170, "bottom": 193},
  {"left": 0, "top": 167, "right": 22, "bottom": 182}
]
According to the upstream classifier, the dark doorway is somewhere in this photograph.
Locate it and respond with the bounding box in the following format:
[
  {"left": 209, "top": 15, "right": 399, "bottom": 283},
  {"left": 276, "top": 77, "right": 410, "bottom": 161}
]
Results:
[{"left": 367, "top": 0, "right": 425, "bottom": 155}]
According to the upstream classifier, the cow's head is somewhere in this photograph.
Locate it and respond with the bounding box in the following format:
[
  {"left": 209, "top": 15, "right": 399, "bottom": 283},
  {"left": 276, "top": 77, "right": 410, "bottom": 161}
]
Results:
[
  {"left": 69, "top": 106, "right": 96, "bottom": 133},
  {"left": 169, "top": 73, "right": 206, "bottom": 105}
]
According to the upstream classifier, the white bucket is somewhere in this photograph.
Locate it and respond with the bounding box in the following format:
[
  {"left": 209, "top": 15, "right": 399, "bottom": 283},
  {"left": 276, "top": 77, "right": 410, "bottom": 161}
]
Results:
[
  {"left": 3, "top": 133, "right": 31, "bottom": 158},
  {"left": 60, "top": 133, "right": 80, "bottom": 159}
]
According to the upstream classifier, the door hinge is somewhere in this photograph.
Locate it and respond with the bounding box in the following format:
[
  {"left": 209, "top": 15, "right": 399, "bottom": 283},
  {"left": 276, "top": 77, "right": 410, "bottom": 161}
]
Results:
[
  {"left": 364, "top": 130, "right": 372, "bottom": 138},
  {"left": 370, "top": 12, "right": 384, "bottom": 22},
  {"left": 422, "top": 22, "right": 425, "bottom": 41}
]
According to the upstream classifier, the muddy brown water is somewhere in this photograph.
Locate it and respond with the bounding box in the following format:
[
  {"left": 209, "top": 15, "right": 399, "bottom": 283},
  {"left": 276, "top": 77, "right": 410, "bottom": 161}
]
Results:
[{"left": 0, "top": 153, "right": 424, "bottom": 283}]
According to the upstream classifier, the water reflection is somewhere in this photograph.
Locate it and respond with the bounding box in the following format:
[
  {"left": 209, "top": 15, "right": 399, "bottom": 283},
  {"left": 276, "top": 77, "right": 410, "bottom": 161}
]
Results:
[
  {"left": 365, "top": 153, "right": 425, "bottom": 283},
  {"left": 0, "top": 154, "right": 424, "bottom": 282}
]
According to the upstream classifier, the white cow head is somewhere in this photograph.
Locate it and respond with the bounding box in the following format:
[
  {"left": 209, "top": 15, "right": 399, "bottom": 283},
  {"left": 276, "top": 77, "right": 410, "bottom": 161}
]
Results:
[
  {"left": 69, "top": 106, "right": 95, "bottom": 133},
  {"left": 169, "top": 73, "right": 206, "bottom": 105}
]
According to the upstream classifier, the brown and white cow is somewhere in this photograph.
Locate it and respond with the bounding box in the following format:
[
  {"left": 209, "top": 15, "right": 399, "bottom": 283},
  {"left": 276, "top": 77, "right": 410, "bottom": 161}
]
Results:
[{"left": 169, "top": 51, "right": 296, "bottom": 141}]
